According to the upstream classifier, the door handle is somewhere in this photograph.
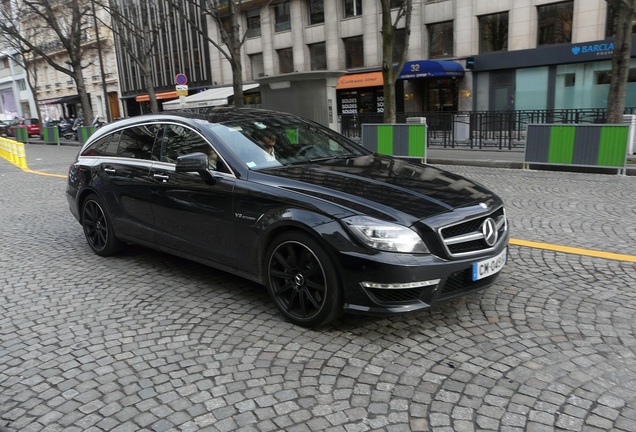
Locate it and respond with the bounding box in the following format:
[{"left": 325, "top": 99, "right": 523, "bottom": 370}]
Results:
[
  {"left": 103, "top": 166, "right": 116, "bottom": 174},
  {"left": 153, "top": 173, "right": 170, "bottom": 182}
]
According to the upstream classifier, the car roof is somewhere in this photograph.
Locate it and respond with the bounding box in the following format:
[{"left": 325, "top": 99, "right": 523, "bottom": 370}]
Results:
[{"left": 127, "top": 108, "right": 307, "bottom": 126}]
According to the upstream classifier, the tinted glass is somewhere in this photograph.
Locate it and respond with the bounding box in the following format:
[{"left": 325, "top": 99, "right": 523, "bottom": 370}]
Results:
[
  {"left": 156, "top": 124, "right": 218, "bottom": 167},
  {"left": 117, "top": 125, "right": 158, "bottom": 159},
  {"left": 209, "top": 116, "right": 368, "bottom": 170},
  {"left": 81, "top": 131, "right": 122, "bottom": 157}
]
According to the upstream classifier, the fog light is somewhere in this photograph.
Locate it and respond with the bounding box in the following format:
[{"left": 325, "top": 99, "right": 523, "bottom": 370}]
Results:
[{"left": 360, "top": 279, "right": 440, "bottom": 290}]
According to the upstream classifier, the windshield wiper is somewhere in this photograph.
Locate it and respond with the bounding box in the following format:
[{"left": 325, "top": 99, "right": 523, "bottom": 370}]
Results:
[{"left": 308, "top": 155, "right": 354, "bottom": 163}]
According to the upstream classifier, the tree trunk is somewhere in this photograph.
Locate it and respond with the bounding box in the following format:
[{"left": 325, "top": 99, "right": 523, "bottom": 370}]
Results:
[{"left": 607, "top": 0, "right": 635, "bottom": 123}]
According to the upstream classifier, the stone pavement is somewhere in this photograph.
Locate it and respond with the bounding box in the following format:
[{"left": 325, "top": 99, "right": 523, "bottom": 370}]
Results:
[{"left": 1, "top": 143, "right": 636, "bottom": 431}]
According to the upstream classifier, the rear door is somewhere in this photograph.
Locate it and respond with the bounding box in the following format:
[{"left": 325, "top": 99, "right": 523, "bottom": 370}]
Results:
[
  {"left": 149, "top": 123, "right": 237, "bottom": 268},
  {"left": 82, "top": 125, "right": 160, "bottom": 244}
]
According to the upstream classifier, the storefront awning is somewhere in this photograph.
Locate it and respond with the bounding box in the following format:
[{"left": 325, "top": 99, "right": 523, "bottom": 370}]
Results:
[
  {"left": 135, "top": 91, "right": 179, "bottom": 102},
  {"left": 336, "top": 72, "right": 384, "bottom": 90},
  {"left": 398, "top": 60, "right": 465, "bottom": 80},
  {"left": 162, "top": 84, "right": 259, "bottom": 110},
  {"left": 40, "top": 94, "right": 81, "bottom": 105}
]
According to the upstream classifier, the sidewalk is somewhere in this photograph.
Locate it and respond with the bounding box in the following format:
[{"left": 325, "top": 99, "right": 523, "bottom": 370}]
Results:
[{"left": 426, "top": 146, "right": 636, "bottom": 176}]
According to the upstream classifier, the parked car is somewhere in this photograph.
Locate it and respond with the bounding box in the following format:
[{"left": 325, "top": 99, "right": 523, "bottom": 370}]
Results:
[
  {"left": 8, "top": 118, "right": 40, "bottom": 137},
  {"left": 0, "top": 119, "right": 14, "bottom": 137},
  {"left": 66, "top": 108, "right": 509, "bottom": 327}
]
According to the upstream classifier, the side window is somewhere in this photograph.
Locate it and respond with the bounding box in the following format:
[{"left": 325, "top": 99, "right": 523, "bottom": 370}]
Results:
[
  {"left": 157, "top": 124, "right": 224, "bottom": 171},
  {"left": 116, "top": 125, "right": 158, "bottom": 159},
  {"left": 81, "top": 131, "right": 121, "bottom": 156}
]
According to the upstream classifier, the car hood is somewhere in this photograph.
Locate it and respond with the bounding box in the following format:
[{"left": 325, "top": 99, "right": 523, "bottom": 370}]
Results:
[{"left": 257, "top": 155, "right": 499, "bottom": 223}]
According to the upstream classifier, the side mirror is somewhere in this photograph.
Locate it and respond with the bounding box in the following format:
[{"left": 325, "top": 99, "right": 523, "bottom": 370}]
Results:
[{"left": 175, "top": 152, "right": 217, "bottom": 184}]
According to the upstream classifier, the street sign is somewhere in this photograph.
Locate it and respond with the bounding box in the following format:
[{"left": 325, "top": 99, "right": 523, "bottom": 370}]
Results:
[
  {"left": 175, "top": 73, "right": 188, "bottom": 85},
  {"left": 176, "top": 84, "right": 188, "bottom": 96}
]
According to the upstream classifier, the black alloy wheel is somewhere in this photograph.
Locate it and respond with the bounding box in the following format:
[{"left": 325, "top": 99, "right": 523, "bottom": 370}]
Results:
[
  {"left": 81, "top": 194, "right": 123, "bottom": 257},
  {"left": 266, "top": 232, "right": 343, "bottom": 327}
]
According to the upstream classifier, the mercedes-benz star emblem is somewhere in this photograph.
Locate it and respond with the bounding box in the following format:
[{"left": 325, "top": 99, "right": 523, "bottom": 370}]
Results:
[{"left": 481, "top": 218, "right": 498, "bottom": 247}]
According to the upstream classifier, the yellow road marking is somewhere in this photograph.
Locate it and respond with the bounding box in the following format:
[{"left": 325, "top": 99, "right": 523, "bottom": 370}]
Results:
[
  {"left": 23, "top": 168, "right": 67, "bottom": 179},
  {"left": 510, "top": 238, "right": 636, "bottom": 263}
]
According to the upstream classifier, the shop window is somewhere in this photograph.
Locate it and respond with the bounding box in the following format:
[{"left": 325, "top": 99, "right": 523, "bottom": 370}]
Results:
[
  {"left": 246, "top": 9, "right": 261, "bottom": 38},
  {"left": 392, "top": 28, "right": 407, "bottom": 63},
  {"left": 537, "top": 1, "right": 573, "bottom": 46},
  {"left": 606, "top": 4, "right": 636, "bottom": 37},
  {"left": 250, "top": 53, "right": 264, "bottom": 79},
  {"left": 278, "top": 48, "right": 294, "bottom": 73},
  {"left": 344, "top": 0, "right": 362, "bottom": 18},
  {"left": 597, "top": 69, "right": 636, "bottom": 85},
  {"left": 309, "top": 42, "right": 327, "bottom": 70},
  {"left": 307, "top": 0, "right": 324, "bottom": 25},
  {"left": 428, "top": 21, "right": 453, "bottom": 58},
  {"left": 343, "top": 36, "right": 364, "bottom": 68},
  {"left": 274, "top": 1, "right": 291, "bottom": 32},
  {"left": 478, "top": 12, "right": 508, "bottom": 53}
]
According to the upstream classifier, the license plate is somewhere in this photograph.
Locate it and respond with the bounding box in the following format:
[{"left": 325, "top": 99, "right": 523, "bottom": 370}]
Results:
[{"left": 472, "top": 248, "right": 507, "bottom": 281}]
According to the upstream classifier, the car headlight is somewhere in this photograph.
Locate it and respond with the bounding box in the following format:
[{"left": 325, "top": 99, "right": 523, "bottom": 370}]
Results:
[{"left": 343, "top": 216, "right": 429, "bottom": 253}]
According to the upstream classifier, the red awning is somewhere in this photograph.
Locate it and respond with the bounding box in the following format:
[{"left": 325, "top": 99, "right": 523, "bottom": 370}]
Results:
[{"left": 135, "top": 91, "right": 178, "bottom": 102}]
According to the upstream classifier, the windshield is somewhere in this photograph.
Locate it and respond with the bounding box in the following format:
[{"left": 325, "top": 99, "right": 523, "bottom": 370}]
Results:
[{"left": 209, "top": 117, "right": 369, "bottom": 170}]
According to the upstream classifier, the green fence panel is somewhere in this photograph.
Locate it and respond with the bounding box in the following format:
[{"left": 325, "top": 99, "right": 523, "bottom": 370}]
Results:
[
  {"left": 598, "top": 126, "right": 629, "bottom": 167},
  {"left": 407, "top": 125, "right": 426, "bottom": 157},
  {"left": 361, "top": 124, "right": 427, "bottom": 159},
  {"left": 377, "top": 125, "right": 394, "bottom": 155},
  {"left": 548, "top": 125, "right": 575, "bottom": 164}
]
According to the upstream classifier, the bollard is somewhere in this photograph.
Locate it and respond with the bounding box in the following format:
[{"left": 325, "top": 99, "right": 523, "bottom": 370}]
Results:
[{"left": 16, "top": 142, "right": 28, "bottom": 169}]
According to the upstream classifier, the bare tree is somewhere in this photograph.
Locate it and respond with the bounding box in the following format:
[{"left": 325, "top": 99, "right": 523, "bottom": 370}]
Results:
[
  {"left": 0, "top": 0, "right": 96, "bottom": 121},
  {"left": 606, "top": 0, "right": 636, "bottom": 123},
  {"left": 380, "top": 0, "right": 413, "bottom": 124}
]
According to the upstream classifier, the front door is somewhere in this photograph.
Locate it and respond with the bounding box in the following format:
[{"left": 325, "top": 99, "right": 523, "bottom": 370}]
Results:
[{"left": 150, "top": 123, "right": 237, "bottom": 268}]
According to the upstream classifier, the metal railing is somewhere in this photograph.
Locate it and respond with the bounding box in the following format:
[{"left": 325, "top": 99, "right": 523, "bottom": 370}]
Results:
[{"left": 339, "top": 108, "right": 636, "bottom": 150}]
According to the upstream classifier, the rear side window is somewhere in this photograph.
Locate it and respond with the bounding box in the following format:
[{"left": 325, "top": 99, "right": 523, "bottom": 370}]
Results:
[{"left": 80, "top": 125, "right": 159, "bottom": 159}]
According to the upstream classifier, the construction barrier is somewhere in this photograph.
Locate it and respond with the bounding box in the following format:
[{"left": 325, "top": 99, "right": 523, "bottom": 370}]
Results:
[
  {"left": 0, "top": 137, "right": 28, "bottom": 169},
  {"left": 14, "top": 126, "right": 29, "bottom": 143},
  {"left": 361, "top": 123, "right": 427, "bottom": 159},
  {"left": 78, "top": 126, "right": 96, "bottom": 145},
  {"left": 41, "top": 127, "right": 60, "bottom": 145},
  {"left": 524, "top": 124, "right": 631, "bottom": 175}
]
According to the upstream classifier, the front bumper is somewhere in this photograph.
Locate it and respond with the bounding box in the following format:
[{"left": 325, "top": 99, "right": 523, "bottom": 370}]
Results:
[{"left": 337, "top": 240, "right": 509, "bottom": 316}]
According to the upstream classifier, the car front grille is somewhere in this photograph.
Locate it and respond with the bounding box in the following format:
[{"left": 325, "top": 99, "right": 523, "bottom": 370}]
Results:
[
  {"left": 366, "top": 287, "right": 424, "bottom": 303},
  {"left": 439, "top": 207, "right": 507, "bottom": 258}
]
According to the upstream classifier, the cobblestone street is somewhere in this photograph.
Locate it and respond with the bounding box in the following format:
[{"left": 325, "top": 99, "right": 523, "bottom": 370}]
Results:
[{"left": 1, "top": 144, "right": 636, "bottom": 431}]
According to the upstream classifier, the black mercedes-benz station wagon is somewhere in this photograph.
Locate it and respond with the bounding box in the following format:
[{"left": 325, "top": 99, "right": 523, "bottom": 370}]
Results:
[{"left": 67, "top": 108, "right": 509, "bottom": 327}]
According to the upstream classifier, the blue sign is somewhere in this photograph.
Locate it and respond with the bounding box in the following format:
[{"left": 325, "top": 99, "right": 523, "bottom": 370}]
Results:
[{"left": 175, "top": 73, "right": 188, "bottom": 85}]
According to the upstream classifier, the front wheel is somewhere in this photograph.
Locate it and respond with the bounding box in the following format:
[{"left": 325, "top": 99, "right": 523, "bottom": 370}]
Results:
[
  {"left": 81, "top": 194, "right": 123, "bottom": 256},
  {"left": 265, "top": 231, "right": 343, "bottom": 327}
]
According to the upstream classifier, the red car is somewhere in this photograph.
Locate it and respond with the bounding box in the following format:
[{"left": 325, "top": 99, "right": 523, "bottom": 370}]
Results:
[{"left": 8, "top": 118, "right": 40, "bottom": 137}]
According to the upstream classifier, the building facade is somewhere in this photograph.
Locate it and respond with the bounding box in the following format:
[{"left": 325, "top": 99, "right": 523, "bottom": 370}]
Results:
[
  {"left": 205, "top": 0, "right": 633, "bottom": 129},
  {"left": 0, "top": 47, "right": 35, "bottom": 121},
  {"left": 112, "top": 0, "right": 212, "bottom": 116}
]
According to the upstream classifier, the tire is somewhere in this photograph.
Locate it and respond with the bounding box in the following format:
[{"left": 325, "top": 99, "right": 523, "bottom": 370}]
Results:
[
  {"left": 265, "top": 231, "right": 343, "bottom": 327},
  {"left": 81, "top": 194, "right": 123, "bottom": 256}
]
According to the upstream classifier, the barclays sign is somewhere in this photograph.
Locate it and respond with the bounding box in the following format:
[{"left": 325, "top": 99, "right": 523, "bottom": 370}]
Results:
[{"left": 571, "top": 42, "right": 614, "bottom": 56}]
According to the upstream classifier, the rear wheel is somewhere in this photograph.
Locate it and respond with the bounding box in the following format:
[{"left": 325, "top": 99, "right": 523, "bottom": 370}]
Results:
[
  {"left": 81, "top": 194, "right": 123, "bottom": 256},
  {"left": 266, "top": 231, "right": 343, "bottom": 327}
]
